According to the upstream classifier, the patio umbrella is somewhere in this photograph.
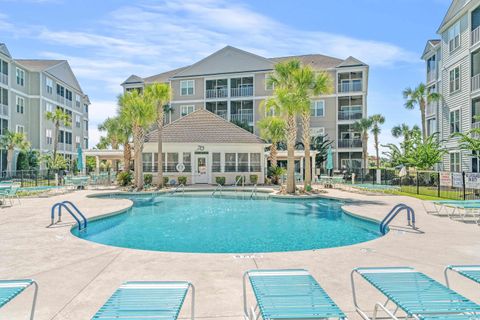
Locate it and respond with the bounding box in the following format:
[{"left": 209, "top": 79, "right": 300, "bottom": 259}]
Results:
[
  {"left": 77, "top": 146, "right": 84, "bottom": 173},
  {"left": 326, "top": 146, "right": 333, "bottom": 176}
]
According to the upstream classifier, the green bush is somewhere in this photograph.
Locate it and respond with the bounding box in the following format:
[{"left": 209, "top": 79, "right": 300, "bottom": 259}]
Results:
[
  {"left": 144, "top": 174, "right": 153, "bottom": 185},
  {"left": 249, "top": 174, "right": 258, "bottom": 184},
  {"left": 117, "top": 171, "right": 133, "bottom": 186},
  {"left": 178, "top": 176, "right": 187, "bottom": 185},
  {"left": 235, "top": 175, "right": 245, "bottom": 185},
  {"left": 163, "top": 176, "right": 169, "bottom": 186},
  {"left": 215, "top": 176, "right": 226, "bottom": 186}
]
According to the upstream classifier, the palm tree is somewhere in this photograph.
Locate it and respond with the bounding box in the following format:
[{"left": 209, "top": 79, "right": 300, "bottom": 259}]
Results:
[
  {"left": 353, "top": 117, "right": 373, "bottom": 170},
  {"left": 370, "top": 114, "right": 385, "bottom": 168},
  {"left": 0, "top": 131, "right": 30, "bottom": 173},
  {"left": 144, "top": 83, "right": 171, "bottom": 187},
  {"left": 403, "top": 83, "right": 441, "bottom": 142},
  {"left": 98, "top": 117, "right": 122, "bottom": 149},
  {"left": 296, "top": 67, "right": 332, "bottom": 188},
  {"left": 46, "top": 108, "right": 71, "bottom": 159},
  {"left": 119, "top": 90, "right": 156, "bottom": 190},
  {"left": 258, "top": 116, "right": 286, "bottom": 167}
]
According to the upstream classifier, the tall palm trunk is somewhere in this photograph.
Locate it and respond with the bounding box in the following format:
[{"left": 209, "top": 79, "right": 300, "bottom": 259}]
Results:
[
  {"left": 420, "top": 100, "right": 427, "bottom": 142},
  {"left": 362, "top": 133, "right": 368, "bottom": 170},
  {"left": 7, "top": 147, "right": 14, "bottom": 173},
  {"left": 286, "top": 114, "right": 296, "bottom": 194},
  {"left": 53, "top": 121, "right": 59, "bottom": 159},
  {"left": 374, "top": 133, "right": 380, "bottom": 168},
  {"left": 133, "top": 126, "right": 144, "bottom": 189},
  {"left": 123, "top": 141, "right": 131, "bottom": 172},
  {"left": 301, "top": 111, "right": 311, "bottom": 188},
  {"left": 270, "top": 142, "right": 278, "bottom": 167},
  {"left": 157, "top": 108, "right": 164, "bottom": 187}
]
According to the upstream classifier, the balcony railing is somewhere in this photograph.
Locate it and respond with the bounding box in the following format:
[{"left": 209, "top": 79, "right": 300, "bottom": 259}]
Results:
[
  {"left": 426, "top": 103, "right": 436, "bottom": 117},
  {"left": 66, "top": 99, "right": 73, "bottom": 108},
  {"left": 0, "top": 73, "right": 7, "bottom": 85},
  {"left": 0, "top": 103, "right": 7, "bottom": 116},
  {"left": 338, "top": 139, "right": 362, "bottom": 148},
  {"left": 230, "top": 112, "right": 253, "bottom": 123},
  {"left": 472, "top": 26, "right": 480, "bottom": 46},
  {"left": 427, "top": 69, "right": 437, "bottom": 83},
  {"left": 472, "top": 74, "right": 480, "bottom": 92},
  {"left": 231, "top": 86, "right": 253, "bottom": 97},
  {"left": 472, "top": 121, "right": 480, "bottom": 138},
  {"left": 338, "top": 80, "right": 362, "bottom": 93},
  {"left": 338, "top": 110, "right": 363, "bottom": 121},
  {"left": 56, "top": 95, "right": 65, "bottom": 105},
  {"left": 206, "top": 88, "right": 228, "bottom": 99}
]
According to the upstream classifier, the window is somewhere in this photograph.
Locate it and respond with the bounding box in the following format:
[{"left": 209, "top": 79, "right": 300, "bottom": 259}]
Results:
[
  {"left": 75, "top": 95, "right": 81, "bottom": 108},
  {"left": 450, "top": 109, "right": 460, "bottom": 133},
  {"left": 142, "top": 153, "right": 153, "bottom": 172},
  {"left": 0, "top": 59, "right": 8, "bottom": 77},
  {"left": 46, "top": 129, "right": 52, "bottom": 145},
  {"left": 46, "top": 102, "right": 53, "bottom": 113},
  {"left": 212, "top": 153, "right": 221, "bottom": 172},
  {"left": 180, "top": 80, "right": 194, "bottom": 96},
  {"left": 250, "top": 153, "right": 261, "bottom": 172},
  {"left": 56, "top": 84, "right": 64, "bottom": 97},
  {"left": 181, "top": 105, "right": 195, "bottom": 116},
  {"left": 75, "top": 136, "right": 81, "bottom": 148},
  {"left": 310, "top": 100, "right": 325, "bottom": 117},
  {"left": 16, "top": 96, "right": 24, "bottom": 114},
  {"left": 167, "top": 153, "right": 179, "bottom": 172},
  {"left": 183, "top": 152, "right": 191, "bottom": 172},
  {"left": 84, "top": 104, "right": 88, "bottom": 113},
  {"left": 448, "top": 21, "right": 461, "bottom": 52},
  {"left": 0, "top": 88, "right": 7, "bottom": 106},
  {"left": 15, "top": 125, "right": 24, "bottom": 134},
  {"left": 427, "top": 118, "right": 436, "bottom": 136},
  {"left": 75, "top": 115, "right": 81, "bottom": 128},
  {"left": 238, "top": 153, "right": 249, "bottom": 172},
  {"left": 206, "top": 101, "right": 228, "bottom": 119},
  {"left": 84, "top": 120, "right": 88, "bottom": 130},
  {"left": 58, "top": 130, "right": 64, "bottom": 143},
  {"left": 0, "top": 119, "right": 7, "bottom": 135},
  {"left": 46, "top": 77, "right": 53, "bottom": 94},
  {"left": 265, "top": 74, "right": 274, "bottom": 90},
  {"left": 449, "top": 67, "right": 460, "bottom": 93},
  {"left": 65, "top": 89, "right": 72, "bottom": 101},
  {"left": 65, "top": 132, "right": 72, "bottom": 145},
  {"left": 84, "top": 138, "right": 88, "bottom": 149},
  {"left": 65, "top": 110, "right": 72, "bottom": 126},
  {"left": 472, "top": 151, "right": 480, "bottom": 173},
  {"left": 310, "top": 127, "right": 325, "bottom": 137},
  {"left": 225, "top": 153, "right": 236, "bottom": 172},
  {"left": 450, "top": 152, "right": 461, "bottom": 172},
  {"left": 16, "top": 68, "right": 24, "bottom": 86}
]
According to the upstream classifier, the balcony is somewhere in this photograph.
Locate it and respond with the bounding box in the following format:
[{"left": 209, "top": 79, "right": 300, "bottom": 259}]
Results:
[
  {"left": 66, "top": 99, "right": 73, "bottom": 108},
  {"left": 338, "top": 80, "right": 362, "bottom": 93},
  {"left": 338, "top": 110, "right": 363, "bottom": 121},
  {"left": 206, "top": 88, "right": 228, "bottom": 99},
  {"left": 0, "top": 73, "right": 7, "bottom": 85},
  {"left": 426, "top": 103, "right": 436, "bottom": 117},
  {"left": 0, "top": 103, "right": 7, "bottom": 116},
  {"left": 472, "top": 26, "right": 480, "bottom": 46},
  {"left": 231, "top": 85, "right": 253, "bottom": 97},
  {"left": 56, "top": 94, "right": 66, "bottom": 105},
  {"left": 472, "top": 74, "right": 480, "bottom": 92},
  {"left": 230, "top": 111, "right": 253, "bottom": 123},
  {"left": 338, "top": 139, "right": 362, "bottom": 148},
  {"left": 427, "top": 69, "right": 437, "bottom": 83}
]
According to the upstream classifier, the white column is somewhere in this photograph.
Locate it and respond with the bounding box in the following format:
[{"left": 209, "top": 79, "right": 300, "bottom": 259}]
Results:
[
  {"left": 95, "top": 156, "right": 100, "bottom": 174},
  {"left": 82, "top": 152, "right": 87, "bottom": 175},
  {"left": 300, "top": 157, "right": 304, "bottom": 181},
  {"left": 312, "top": 154, "right": 316, "bottom": 179}
]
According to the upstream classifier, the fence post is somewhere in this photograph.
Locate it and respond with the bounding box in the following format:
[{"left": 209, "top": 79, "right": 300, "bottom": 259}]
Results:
[
  {"left": 462, "top": 171, "right": 466, "bottom": 200},
  {"left": 416, "top": 171, "right": 419, "bottom": 195},
  {"left": 20, "top": 170, "right": 24, "bottom": 187},
  {"left": 437, "top": 172, "right": 440, "bottom": 198}
]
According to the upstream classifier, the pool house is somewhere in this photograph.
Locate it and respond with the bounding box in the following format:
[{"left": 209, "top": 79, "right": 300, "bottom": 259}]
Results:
[{"left": 142, "top": 109, "right": 267, "bottom": 185}]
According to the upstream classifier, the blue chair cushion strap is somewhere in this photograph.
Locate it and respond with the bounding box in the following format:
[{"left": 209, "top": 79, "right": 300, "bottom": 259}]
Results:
[
  {"left": 450, "top": 266, "right": 480, "bottom": 284},
  {"left": 0, "top": 279, "right": 33, "bottom": 308},
  {"left": 248, "top": 269, "right": 345, "bottom": 319},
  {"left": 92, "top": 281, "right": 190, "bottom": 320}
]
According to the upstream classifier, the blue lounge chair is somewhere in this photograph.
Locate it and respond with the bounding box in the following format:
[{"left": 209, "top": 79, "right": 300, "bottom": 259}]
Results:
[
  {"left": 0, "top": 279, "right": 38, "bottom": 320},
  {"left": 243, "top": 269, "right": 346, "bottom": 320},
  {"left": 351, "top": 267, "right": 480, "bottom": 320},
  {"left": 92, "top": 281, "right": 195, "bottom": 320},
  {"left": 445, "top": 265, "right": 480, "bottom": 287}
]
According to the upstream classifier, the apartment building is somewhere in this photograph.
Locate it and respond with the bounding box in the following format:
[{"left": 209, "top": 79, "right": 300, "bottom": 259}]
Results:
[
  {"left": 0, "top": 43, "right": 90, "bottom": 170},
  {"left": 122, "top": 46, "right": 368, "bottom": 179},
  {"left": 422, "top": 0, "right": 480, "bottom": 172}
]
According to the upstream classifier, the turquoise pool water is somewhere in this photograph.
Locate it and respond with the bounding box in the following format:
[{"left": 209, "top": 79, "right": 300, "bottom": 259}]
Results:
[{"left": 72, "top": 194, "right": 383, "bottom": 253}]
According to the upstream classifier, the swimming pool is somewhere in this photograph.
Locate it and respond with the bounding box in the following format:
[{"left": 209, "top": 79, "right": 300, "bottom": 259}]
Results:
[{"left": 72, "top": 193, "right": 383, "bottom": 253}]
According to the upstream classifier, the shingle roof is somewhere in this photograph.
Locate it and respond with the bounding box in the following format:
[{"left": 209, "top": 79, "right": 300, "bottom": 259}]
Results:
[
  {"left": 145, "top": 109, "right": 265, "bottom": 144},
  {"left": 0, "top": 43, "right": 11, "bottom": 58},
  {"left": 144, "top": 66, "right": 189, "bottom": 83},
  {"left": 269, "top": 53, "right": 344, "bottom": 69},
  {"left": 14, "top": 59, "right": 64, "bottom": 71},
  {"left": 121, "top": 74, "right": 144, "bottom": 85},
  {"left": 336, "top": 56, "right": 367, "bottom": 68}
]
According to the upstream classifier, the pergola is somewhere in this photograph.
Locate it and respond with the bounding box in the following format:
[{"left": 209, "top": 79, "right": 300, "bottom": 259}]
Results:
[{"left": 83, "top": 149, "right": 125, "bottom": 174}]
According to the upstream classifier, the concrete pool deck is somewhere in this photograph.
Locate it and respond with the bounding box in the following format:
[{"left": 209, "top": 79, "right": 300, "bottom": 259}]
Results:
[{"left": 0, "top": 188, "right": 479, "bottom": 319}]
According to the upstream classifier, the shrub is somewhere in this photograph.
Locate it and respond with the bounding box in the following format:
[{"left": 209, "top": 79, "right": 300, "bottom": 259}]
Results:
[
  {"left": 144, "top": 174, "right": 153, "bottom": 185},
  {"left": 268, "top": 166, "right": 286, "bottom": 185},
  {"left": 249, "top": 174, "right": 258, "bottom": 184},
  {"left": 215, "top": 176, "right": 226, "bottom": 186},
  {"left": 178, "top": 176, "right": 187, "bottom": 185},
  {"left": 117, "top": 171, "right": 133, "bottom": 186},
  {"left": 235, "top": 175, "right": 245, "bottom": 185},
  {"left": 163, "top": 176, "right": 169, "bottom": 186}
]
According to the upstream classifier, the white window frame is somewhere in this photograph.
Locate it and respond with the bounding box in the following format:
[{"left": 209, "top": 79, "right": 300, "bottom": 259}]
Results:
[
  {"left": 75, "top": 135, "right": 81, "bottom": 148},
  {"left": 180, "top": 80, "right": 195, "bottom": 96},
  {"left": 450, "top": 152, "right": 461, "bottom": 172},
  {"left": 46, "top": 129, "right": 53, "bottom": 145},
  {"left": 15, "top": 125, "right": 24, "bottom": 134},
  {"left": 75, "top": 115, "right": 81, "bottom": 128},
  {"left": 46, "top": 102, "right": 53, "bottom": 113},
  {"left": 448, "top": 21, "right": 461, "bottom": 52},
  {"left": 75, "top": 94, "right": 81, "bottom": 107},
  {"left": 16, "top": 67, "right": 25, "bottom": 86},
  {"left": 449, "top": 109, "right": 460, "bottom": 133},
  {"left": 46, "top": 77, "right": 53, "bottom": 94},
  {"left": 16, "top": 96, "right": 24, "bottom": 114},
  {"left": 449, "top": 66, "right": 460, "bottom": 94},
  {"left": 180, "top": 105, "right": 195, "bottom": 116},
  {"left": 311, "top": 100, "right": 325, "bottom": 117},
  {"left": 310, "top": 127, "right": 325, "bottom": 137}
]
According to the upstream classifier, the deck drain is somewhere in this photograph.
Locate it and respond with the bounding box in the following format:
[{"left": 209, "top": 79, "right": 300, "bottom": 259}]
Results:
[{"left": 233, "top": 254, "right": 263, "bottom": 259}]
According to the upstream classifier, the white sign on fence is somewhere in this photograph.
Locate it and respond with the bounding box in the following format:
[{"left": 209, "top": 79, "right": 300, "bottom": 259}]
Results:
[
  {"left": 465, "top": 173, "right": 480, "bottom": 189},
  {"left": 439, "top": 172, "right": 452, "bottom": 187},
  {"left": 452, "top": 172, "right": 463, "bottom": 188}
]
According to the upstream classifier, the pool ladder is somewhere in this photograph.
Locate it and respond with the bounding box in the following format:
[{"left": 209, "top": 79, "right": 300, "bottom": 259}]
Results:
[
  {"left": 169, "top": 184, "right": 185, "bottom": 196},
  {"left": 379, "top": 203, "right": 415, "bottom": 235},
  {"left": 50, "top": 201, "right": 87, "bottom": 231},
  {"left": 212, "top": 184, "right": 223, "bottom": 197},
  {"left": 250, "top": 185, "right": 257, "bottom": 199}
]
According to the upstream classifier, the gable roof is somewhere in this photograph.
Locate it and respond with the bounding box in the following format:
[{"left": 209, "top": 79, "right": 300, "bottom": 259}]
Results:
[
  {"left": 0, "top": 43, "right": 11, "bottom": 58},
  {"left": 270, "top": 53, "right": 343, "bottom": 69},
  {"left": 43, "top": 61, "right": 84, "bottom": 93},
  {"left": 144, "top": 66, "right": 189, "bottom": 84},
  {"left": 421, "top": 39, "right": 441, "bottom": 59},
  {"left": 121, "top": 74, "right": 144, "bottom": 86},
  {"left": 336, "top": 56, "right": 367, "bottom": 68},
  {"left": 145, "top": 109, "right": 265, "bottom": 144},
  {"left": 438, "top": 0, "right": 471, "bottom": 32},
  {"left": 172, "top": 46, "right": 274, "bottom": 78},
  {"left": 15, "top": 59, "right": 64, "bottom": 72}
]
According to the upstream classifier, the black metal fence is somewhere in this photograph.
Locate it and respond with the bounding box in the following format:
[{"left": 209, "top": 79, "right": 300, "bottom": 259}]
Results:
[
  {"left": 345, "top": 168, "right": 480, "bottom": 200},
  {"left": 0, "top": 170, "right": 58, "bottom": 188}
]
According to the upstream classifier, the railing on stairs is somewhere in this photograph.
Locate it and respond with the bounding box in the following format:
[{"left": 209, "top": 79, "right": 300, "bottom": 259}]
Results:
[
  {"left": 50, "top": 201, "right": 88, "bottom": 231},
  {"left": 379, "top": 203, "right": 416, "bottom": 235}
]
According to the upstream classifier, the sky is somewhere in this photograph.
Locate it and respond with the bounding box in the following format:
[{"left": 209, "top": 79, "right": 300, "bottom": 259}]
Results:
[{"left": 0, "top": 0, "right": 452, "bottom": 153}]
